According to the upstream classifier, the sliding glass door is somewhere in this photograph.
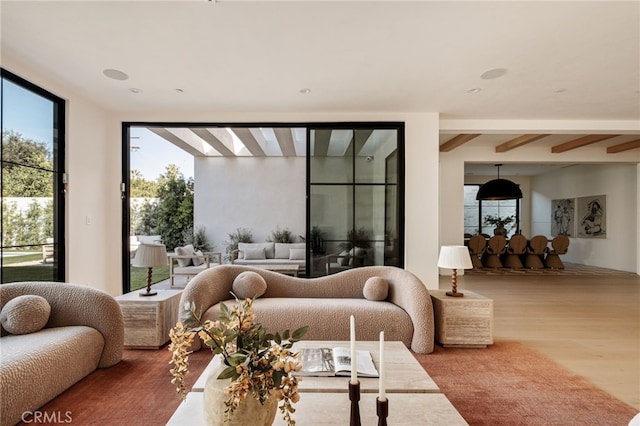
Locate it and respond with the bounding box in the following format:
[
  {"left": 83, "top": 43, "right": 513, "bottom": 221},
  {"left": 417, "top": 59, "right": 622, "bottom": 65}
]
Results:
[
  {"left": 1, "top": 69, "right": 65, "bottom": 283},
  {"left": 307, "top": 124, "right": 403, "bottom": 277}
]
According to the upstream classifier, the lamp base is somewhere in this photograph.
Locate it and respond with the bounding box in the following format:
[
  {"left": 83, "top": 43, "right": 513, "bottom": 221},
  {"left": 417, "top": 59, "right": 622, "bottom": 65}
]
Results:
[
  {"left": 446, "top": 291, "right": 464, "bottom": 297},
  {"left": 139, "top": 290, "right": 158, "bottom": 297}
]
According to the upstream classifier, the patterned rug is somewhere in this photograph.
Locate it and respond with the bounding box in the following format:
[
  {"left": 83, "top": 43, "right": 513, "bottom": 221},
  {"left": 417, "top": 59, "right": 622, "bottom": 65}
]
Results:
[{"left": 466, "top": 262, "right": 636, "bottom": 276}]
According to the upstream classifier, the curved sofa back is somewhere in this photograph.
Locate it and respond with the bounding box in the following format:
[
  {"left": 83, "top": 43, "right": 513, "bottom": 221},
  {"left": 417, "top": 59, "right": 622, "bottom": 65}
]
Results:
[
  {"left": 0, "top": 282, "right": 124, "bottom": 368},
  {"left": 180, "top": 265, "right": 434, "bottom": 353}
]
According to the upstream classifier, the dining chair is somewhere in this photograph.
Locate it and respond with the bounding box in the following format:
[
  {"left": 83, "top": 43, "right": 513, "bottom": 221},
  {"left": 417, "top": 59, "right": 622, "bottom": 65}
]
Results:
[
  {"left": 503, "top": 234, "right": 527, "bottom": 269},
  {"left": 525, "top": 235, "right": 549, "bottom": 269},
  {"left": 544, "top": 235, "right": 570, "bottom": 269}
]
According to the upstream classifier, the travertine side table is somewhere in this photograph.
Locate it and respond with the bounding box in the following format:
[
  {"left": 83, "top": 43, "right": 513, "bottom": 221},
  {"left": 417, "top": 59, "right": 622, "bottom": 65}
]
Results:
[{"left": 430, "top": 289, "right": 493, "bottom": 348}]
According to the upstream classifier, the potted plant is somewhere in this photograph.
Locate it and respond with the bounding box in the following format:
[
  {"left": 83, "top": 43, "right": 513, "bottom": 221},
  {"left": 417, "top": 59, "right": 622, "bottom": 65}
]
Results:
[
  {"left": 169, "top": 297, "right": 308, "bottom": 425},
  {"left": 483, "top": 214, "right": 516, "bottom": 236}
]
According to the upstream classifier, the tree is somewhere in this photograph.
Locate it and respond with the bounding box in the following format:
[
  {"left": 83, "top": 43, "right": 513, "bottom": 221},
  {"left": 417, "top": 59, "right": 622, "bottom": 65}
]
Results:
[
  {"left": 130, "top": 169, "right": 158, "bottom": 198},
  {"left": 1, "top": 130, "right": 52, "bottom": 197},
  {"left": 154, "top": 165, "right": 193, "bottom": 250}
]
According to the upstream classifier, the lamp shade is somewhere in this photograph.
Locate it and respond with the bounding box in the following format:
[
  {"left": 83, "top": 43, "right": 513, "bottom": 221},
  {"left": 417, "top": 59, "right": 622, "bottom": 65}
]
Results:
[
  {"left": 476, "top": 178, "right": 523, "bottom": 200},
  {"left": 437, "top": 245, "right": 473, "bottom": 270},
  {"left": 132, "top": 243, "right": 167, "bottom": 268}
]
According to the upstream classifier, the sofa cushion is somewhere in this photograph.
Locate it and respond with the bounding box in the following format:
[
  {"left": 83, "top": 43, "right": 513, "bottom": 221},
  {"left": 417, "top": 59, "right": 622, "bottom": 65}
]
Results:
[
  {"left": 275, "top": 243, "right": 306, "bottom": 259},
  {"left": 238, "top": 243, "right": 275, "bottom": 259},
  {"left": 337, "top": 250, "right": 350, "bottom": 266},
  {"left": 175, "top": 244, "right": 196, "bottom": 267},
  {"left": 244, "top": 247, "right": 266, "bottom": 260},
  {"left": 1, "top": 295, "right": 51, "bottom": 335},
  {"left": 192, "top": 250, "right": 205, "bottom": 266},
  {"left": 363, "top": 276, "right": 389, "bottom": 301},
  {"left": 232, "top": 271, "right": 268, "bottom": 299},
  {"left": 289, "top": 248, "right": 306, "bottom": 260}
]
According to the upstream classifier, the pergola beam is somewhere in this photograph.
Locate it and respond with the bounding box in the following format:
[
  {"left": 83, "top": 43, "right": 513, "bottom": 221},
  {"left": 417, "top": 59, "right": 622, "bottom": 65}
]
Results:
[
  {"left": 273, "top": 128, "right": 297, "bottom": 157},
  {"left": 229, "top": 128, "right": 266, "bottom": 157}
]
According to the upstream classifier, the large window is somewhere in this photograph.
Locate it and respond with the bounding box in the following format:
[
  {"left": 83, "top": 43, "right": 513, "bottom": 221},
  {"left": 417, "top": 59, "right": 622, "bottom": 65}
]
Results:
[
  {"left": 1, "top": 69, "right": 65, "bottom": 283},
  {"left": 464, "top": 184, "right": 520, "bottom": 237}
]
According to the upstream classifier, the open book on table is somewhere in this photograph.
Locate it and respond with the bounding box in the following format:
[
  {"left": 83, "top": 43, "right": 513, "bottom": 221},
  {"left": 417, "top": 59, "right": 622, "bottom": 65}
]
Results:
[{"left": 296, "top": 347, "right": 379, "bottom": 377}]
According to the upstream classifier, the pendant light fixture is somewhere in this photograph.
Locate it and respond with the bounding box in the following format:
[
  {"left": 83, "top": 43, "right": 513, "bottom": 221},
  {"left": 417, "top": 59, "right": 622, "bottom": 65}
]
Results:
[{"left": 476, "top": 164, "right": 523, "bottom": 200}]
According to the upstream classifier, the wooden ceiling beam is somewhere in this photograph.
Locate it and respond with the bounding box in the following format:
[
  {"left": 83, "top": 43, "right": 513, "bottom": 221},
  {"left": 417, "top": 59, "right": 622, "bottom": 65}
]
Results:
[
  {"left": 495, "top": 134, "right": 549, "bottom": 153},
  {"left": 606, "top": 138, "right": 640, "bottom": 154},
  {"left": 551, "top": 134, "right": 618, "bottom": 153},
  {"left": 439, "top": 134, "right": 480, "bottom": 152}
]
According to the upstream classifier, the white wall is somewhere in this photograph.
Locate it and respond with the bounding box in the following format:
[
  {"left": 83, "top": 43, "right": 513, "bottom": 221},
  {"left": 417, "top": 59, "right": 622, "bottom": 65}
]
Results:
[
  {"left": 3, "top": 54, "right": 122, "bottom": 296},
  {"left": 194, "top": 156, "right": 306, "bottom": 250},
  {"left": 531, "top": 164, "right": 637, "bottom": 272}
]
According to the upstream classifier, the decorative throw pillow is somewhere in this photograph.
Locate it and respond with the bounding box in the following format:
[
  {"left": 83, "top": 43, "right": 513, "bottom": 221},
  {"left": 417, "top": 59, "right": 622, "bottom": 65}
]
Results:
[
  {"left": 232, "top": 271, "right": 268, "bottom": 299},
  {"left": 289, "top": 248, "right": 306, "bottom": 260},
  {"left": 192, "top": 250, "right": 205, "bottom": 267},
  {"left": 175, "top": 244, "right": 195, "bottom": 267},
  {"left": 1, "top": 295, "right": 51, "bottom": 335},
  {"left": 244, "top": 247, "right": 266, "bottom": 260},
  {"left": 337, "top": 250, "right": 350, "bottom": 266},
  {"left": 363, "top": 276, "right": 389, "bottom": 301}
]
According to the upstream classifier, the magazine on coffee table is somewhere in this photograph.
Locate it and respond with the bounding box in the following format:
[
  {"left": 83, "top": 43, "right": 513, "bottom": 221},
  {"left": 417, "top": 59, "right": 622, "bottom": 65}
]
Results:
[{"left": 296, "top": 347, "right": 379, "bottom": 377}]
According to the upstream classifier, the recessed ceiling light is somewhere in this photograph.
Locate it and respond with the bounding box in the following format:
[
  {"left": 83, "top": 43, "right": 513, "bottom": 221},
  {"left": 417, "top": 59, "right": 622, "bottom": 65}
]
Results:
[
  {"left": 480, "top": 68, "right": 507, "bottom": 80},
  {"left": 299, "top": 88, "right": 311, "bottom": 94},
  {"left": 467, "top": 88, "right": 481, "bottom": 94},
  {"left": 554, "top": 88, "right": 567, "bottom": 93},
  {"left": 175, "top": 88, "right": 184, "bottom": 93},
  {"left": 130, "top": 88, "right": 142, "bottom": 94},
  {"left": 103, "top": 69, "right": 129, "bottom": 81}
]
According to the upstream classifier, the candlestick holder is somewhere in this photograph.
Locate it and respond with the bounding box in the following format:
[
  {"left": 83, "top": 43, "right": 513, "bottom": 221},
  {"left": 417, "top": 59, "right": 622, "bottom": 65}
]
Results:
[
  {"left": 376, "top": 397, "right": 388, "bottom": 426},
  {"left": 348, "top": 381, "right": 361, "bottom": 426}
]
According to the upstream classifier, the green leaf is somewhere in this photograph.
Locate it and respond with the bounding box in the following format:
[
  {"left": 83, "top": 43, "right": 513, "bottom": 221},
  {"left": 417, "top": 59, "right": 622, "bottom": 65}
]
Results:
[
  {"left": 291, "top": 326, "right": 309, "bottom": 341},
  {"left": 282, "top": 329, "right": 290, "bottom": 340},
  {"left": 274, "top": 332, "right": 281, "bottom": 345},
  {"left": 227, "top": 353, "right": 247, "bottom": 367},
  {"left": 217, "top": 366, "right": 237, "bottom": 380}
]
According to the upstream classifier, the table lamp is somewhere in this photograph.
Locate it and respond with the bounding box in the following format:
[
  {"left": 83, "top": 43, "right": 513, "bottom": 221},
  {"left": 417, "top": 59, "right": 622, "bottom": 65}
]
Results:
[
  {"left": 132, "top": 243, "right": 167, "bottom": 297},
  {"left": 437, "top": 245, "right": 473, "bottom": 297}
]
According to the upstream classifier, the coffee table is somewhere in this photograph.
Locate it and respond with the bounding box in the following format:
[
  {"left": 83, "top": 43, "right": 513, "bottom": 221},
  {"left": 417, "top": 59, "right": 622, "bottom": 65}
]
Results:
[
  {"left": 192, "top": 340, "right": 439, "bottom": 393},
  {"left": 168, "top": 340, "right": 466, "bottom": 425}
]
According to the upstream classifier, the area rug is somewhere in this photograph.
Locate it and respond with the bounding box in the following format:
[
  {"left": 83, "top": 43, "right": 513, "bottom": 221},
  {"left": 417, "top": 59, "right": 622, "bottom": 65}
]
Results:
[
  {"left": 414, "top": 341, "right": 639, "bottom": 426},
  {"left": 25, "top": 341, "right": 638, "bottom": 425}
]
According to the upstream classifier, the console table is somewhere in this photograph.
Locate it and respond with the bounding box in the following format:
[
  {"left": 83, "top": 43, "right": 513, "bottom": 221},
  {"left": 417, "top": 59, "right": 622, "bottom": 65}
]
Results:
[{"left": 430, "top": 290, "right": 494, "bottom": 348}]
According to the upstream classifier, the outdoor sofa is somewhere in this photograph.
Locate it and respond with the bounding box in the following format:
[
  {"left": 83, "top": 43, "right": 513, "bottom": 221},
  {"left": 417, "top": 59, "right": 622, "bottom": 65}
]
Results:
[
  {"left": 231, "top": 242, "right": 306, "bottom": 271},
  {"left": 0, "top": 282, "right": 124, "bottom": 426},
  {"left": 179, "top": 264, "right": 435, "bottom": 354}
]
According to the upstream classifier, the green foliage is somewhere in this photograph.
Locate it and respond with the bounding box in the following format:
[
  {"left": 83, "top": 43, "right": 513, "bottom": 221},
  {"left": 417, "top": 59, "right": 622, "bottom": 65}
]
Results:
[
  {"left": 340, "top": 227, "right": 372, "bottom": 250},
  {"left": 1, "top": 199, "right": 52, "bottom": 248},
  {"left": 223, "top": 228, "right": 253, "bottom": 259},
  {"left": 310, "top": 226, "right": 326, "bottom": 255},
  {"left": 134, "top": 165, "right": 193, "bottom": 250},
  {"left": 130, "top": 169, "right": 159, "bottom": 198},
  {"left": 2, "top": 130, "right": 53, "bottom": 197},
  {"left": 266, "top": 226, "right": 295, "bottom": 243},
  {"left": 483, "top": 214, "right": 515, "bottom": 229},
  {"left": 182, "top": 225, "right": 212, "bottom": 252}
]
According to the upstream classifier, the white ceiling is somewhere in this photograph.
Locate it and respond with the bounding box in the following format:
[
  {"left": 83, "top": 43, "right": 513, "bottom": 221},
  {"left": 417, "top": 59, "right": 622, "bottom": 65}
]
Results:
[{"left": 2, "top": 1, "right": 639, "bottom": 174}]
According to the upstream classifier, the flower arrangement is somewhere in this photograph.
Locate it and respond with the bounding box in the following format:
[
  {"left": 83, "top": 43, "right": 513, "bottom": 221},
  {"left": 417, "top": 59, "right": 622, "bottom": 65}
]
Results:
[
  {"left": 483, "top": 214, "right": 515, "bottom": 229},
  {"left": 169, "top": 296, "right": 308, "bottom": 425}
]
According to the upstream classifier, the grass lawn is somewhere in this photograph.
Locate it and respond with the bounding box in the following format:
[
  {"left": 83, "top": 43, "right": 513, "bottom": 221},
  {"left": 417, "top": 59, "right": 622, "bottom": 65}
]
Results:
[
  {"left": 1, "top": 253, "right": 54, "bottom": 283},
  {"left": 130, "top": 265, "right": 169, "bottom": 292}
]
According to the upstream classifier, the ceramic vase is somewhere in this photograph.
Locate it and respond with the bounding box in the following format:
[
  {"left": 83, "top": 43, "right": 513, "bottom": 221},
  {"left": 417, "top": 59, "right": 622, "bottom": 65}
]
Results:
[{"left": 203, "top": 361, "right": 278, "bottom": 426}]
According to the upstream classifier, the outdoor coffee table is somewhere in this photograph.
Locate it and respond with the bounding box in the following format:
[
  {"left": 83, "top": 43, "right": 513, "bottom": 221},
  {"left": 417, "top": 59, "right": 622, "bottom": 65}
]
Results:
[
  {"left": 250, "top": 263, "right": 300, "bottom": 277},
  {"left": 191, "top": 340, "right": 440, "bottom": 393}
]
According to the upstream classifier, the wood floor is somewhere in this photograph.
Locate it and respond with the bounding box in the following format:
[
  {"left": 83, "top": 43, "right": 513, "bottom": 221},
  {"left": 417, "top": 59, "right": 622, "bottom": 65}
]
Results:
[{"left": 440, "top": 269, "right": 640, "bottom": 410}]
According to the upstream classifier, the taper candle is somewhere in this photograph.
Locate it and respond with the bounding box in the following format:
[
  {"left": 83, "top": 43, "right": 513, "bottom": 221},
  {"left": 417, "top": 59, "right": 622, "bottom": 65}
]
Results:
[
  {"left": 350, "top": 315, "right": 357, "bottom": 384},
  {"left": 379, "top": 331, "right": 386, "bottom": 401}
]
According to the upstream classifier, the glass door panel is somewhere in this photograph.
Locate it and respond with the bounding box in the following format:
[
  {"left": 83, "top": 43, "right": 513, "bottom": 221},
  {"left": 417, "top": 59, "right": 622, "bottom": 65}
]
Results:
[{"left": 1, "top": 70, "right": 64, "bottom": 283}]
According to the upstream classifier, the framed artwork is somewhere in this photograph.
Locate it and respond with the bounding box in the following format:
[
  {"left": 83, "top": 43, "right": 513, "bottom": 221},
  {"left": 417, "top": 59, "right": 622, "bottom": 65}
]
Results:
[
  {"left": 576, "top": 195, "right": 606, "bottom": 238},
  {"left": 551, "top": 198, "right": 575, "bottom": 237}
]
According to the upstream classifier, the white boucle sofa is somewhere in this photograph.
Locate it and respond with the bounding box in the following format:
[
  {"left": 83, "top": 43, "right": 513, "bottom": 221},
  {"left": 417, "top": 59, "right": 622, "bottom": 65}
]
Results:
[
  {"left": 0, "top": 282, "right": 124, "bottom": 426},
  {"left": 179, "top": 265, "right": 435, "bottom": 354},
  {"left": 231, "top": 242, "right": 306, "bottom": 270}
]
